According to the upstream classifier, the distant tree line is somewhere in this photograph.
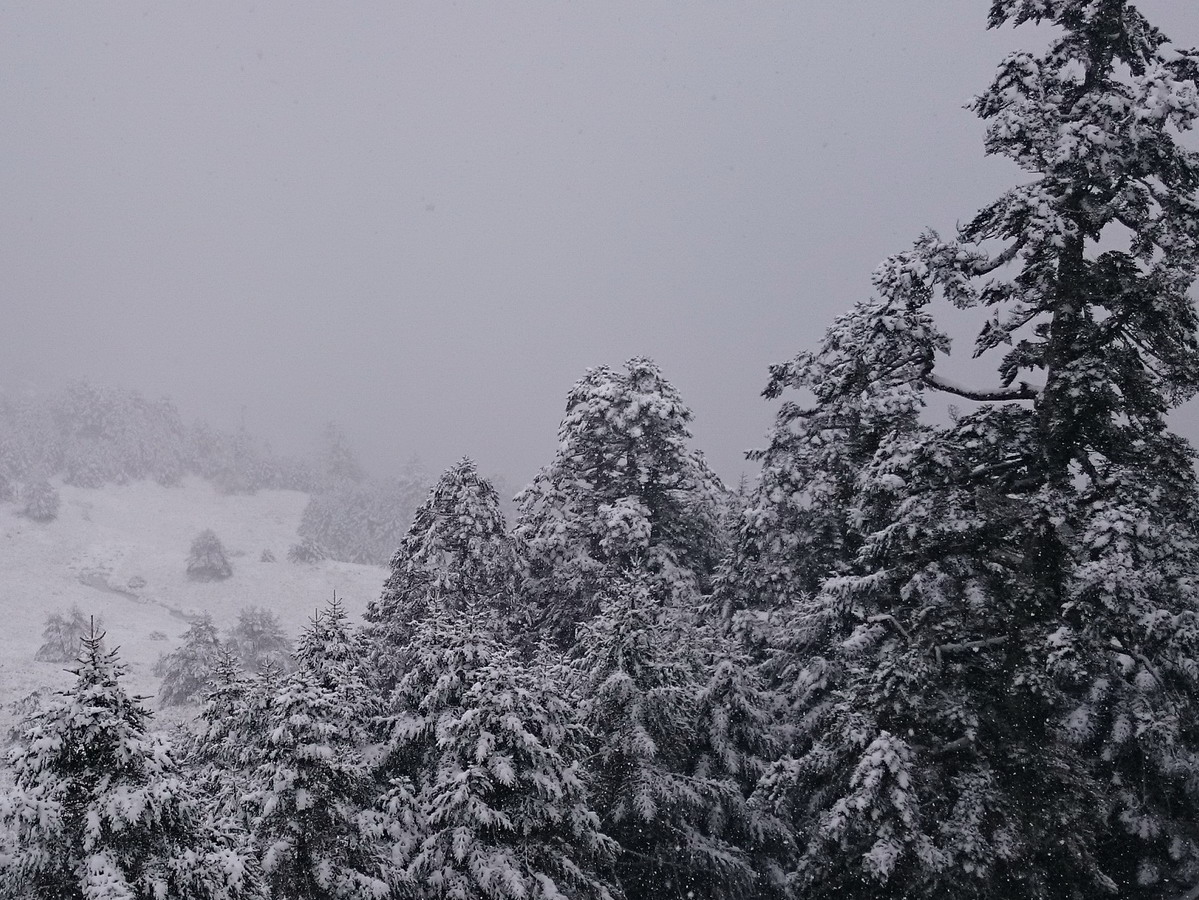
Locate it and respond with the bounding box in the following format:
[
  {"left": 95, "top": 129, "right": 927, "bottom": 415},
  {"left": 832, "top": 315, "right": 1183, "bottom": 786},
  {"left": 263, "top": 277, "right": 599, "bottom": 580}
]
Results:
[{"left": 0, "top": 384, "right": 429, "bottom": 564}]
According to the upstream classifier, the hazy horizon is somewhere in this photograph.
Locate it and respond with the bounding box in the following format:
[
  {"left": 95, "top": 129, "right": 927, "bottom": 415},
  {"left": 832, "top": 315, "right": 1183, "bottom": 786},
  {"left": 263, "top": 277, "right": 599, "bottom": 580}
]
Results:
[{"left": 5, "top": 2, "right": 1198, "bottom": 490}]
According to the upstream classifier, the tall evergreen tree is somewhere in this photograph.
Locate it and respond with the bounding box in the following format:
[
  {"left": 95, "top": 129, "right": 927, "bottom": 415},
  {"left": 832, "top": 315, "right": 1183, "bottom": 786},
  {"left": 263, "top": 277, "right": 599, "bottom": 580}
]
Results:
[
  {"left": 744, "top": 4, "right": 1199, "bottom": 899},
  {"left": 516, "top": 358, "right": 728, "bottom": 646},
  {"left": 572, "top": 575, "right": 768, "bottom": 900},
  {"left": 0, "top": 628, "right": 264, "bottom": 900},
  {"left": 321, "top": 422, "right": 367, "bottom": 486},
  {"left": 157, "top": 614, "right": 224, "bottom": 706},
  {"left": 399, "top": 612, "right": 621, "bottom": 900},
  {"left": 227, "top": 606, "right": 293, "bottom": 674},
  {"left": 242, "top": 605, "right": 392, "bottom": 900},
  {"left": 363, "top": 457, "right": 519, "bottom": 687}
]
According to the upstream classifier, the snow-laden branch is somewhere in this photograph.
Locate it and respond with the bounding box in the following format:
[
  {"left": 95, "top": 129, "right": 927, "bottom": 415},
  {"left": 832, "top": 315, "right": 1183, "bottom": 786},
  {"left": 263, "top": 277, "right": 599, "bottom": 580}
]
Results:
[
  {"left": 868, "top": 614, "right": 911, "bottom": 641},
  {"left": 968, "top": 240, "right": 1022, "bottom": 276},
  {"left": 923, "top": 372, "right": 1040, "bottom": 402},
  {"left": 934, "top": 734, "right": 975, "bottom": 756},
  {"left": 933, "top": 635, "right": 1009, "bottom": 666},
  {"left": 937, "top": 636, "right": 1009, "bottom": 655}
]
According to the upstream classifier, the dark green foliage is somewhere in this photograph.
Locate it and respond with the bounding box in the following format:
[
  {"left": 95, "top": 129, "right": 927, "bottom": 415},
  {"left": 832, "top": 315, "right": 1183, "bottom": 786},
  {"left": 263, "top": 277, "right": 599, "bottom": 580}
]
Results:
[
  {"left": 733, "top": 4, "right": 1199, "bottom": 899},
  {"left": 572, "top": 576, "right": 779, "bottom": 900}
]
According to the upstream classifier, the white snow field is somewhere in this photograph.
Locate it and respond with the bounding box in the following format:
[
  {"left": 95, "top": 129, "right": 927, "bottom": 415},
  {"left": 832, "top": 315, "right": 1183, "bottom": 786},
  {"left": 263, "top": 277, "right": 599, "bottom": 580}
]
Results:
[{"left": 0, "top": 477, "right": 386, "bottom": 727}]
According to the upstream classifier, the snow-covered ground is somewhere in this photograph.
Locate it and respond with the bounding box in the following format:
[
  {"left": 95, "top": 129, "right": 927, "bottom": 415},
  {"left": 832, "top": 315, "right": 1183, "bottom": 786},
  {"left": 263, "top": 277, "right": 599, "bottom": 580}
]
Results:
[{"left": 0, "top": 477, "right": 386, "bottom": 728}]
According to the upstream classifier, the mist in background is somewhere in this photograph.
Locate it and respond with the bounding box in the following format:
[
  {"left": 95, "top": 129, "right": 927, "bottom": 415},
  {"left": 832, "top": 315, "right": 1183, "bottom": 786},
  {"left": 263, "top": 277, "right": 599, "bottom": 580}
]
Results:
[{"left": 4, "top": 2, "right": 1197, "bottom": 489}]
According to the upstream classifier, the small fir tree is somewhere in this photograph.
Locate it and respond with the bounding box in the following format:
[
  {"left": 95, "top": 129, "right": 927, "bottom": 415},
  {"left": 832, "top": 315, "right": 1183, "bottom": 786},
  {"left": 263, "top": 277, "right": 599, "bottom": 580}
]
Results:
[
  {"left": 244, "top": 607, "right": 392, "bottom": 900},
  {"left": 188, "top": 529, "right": 233, "bottom": 581},
  {"left": 157, "top": 614, "right": 225, "bottom": 706},
  {"left": 34, "top": 605, "right": 101, "bottom": 663},
  {"left": 227, "top": 606, "right": 293, "bottom": 674},
  {"left": 295, "top": 595, "right": 364, "bottom": 690},
  {"left": 0, "top": 626, "right": 265, "bottom": 900},
  {"left": 21, "top": 478, "right": 59, "bottom": 522}
]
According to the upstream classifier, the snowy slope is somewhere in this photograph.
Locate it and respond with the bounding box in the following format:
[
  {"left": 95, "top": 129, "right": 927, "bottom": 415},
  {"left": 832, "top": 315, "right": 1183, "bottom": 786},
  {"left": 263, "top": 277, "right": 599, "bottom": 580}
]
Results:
[{"left": 0, "top": 477, "right": 387, "bottom": 725}]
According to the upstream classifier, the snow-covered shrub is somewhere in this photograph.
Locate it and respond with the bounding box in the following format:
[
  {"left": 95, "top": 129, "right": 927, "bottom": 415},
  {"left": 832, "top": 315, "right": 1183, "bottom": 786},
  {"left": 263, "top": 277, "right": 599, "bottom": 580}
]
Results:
[
  {"left": 187, "top": 529, "right": 232, "bottom": 581},
  {"left": 21, "top": 478, "right": 60, "bottom": 522},
  {"left": 260, "top": 548, "right": 276, "bottom": 563},
  {"left": 0, "top": 471, "right": 14, "bottom": 503}
]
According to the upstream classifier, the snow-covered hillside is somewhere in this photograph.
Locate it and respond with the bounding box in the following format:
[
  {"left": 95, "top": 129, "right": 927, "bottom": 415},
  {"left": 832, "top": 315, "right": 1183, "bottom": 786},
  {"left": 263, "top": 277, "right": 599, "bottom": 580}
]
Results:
[{"left": 0, "top": 477, "right": 386, "bottom": 721}]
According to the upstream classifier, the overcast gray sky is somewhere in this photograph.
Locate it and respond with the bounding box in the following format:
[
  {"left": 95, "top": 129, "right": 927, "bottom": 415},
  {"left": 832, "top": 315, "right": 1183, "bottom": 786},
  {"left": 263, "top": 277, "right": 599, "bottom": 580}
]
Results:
[{"left": 4, "top": 2, "right": 1198, "bottom": 488}]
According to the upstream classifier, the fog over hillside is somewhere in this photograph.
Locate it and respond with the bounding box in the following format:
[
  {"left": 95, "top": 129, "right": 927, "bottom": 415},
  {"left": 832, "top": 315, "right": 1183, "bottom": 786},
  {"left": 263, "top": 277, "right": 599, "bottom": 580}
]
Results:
[{"left": 5, "top": 2, "right": 1194, "bottom": 488}]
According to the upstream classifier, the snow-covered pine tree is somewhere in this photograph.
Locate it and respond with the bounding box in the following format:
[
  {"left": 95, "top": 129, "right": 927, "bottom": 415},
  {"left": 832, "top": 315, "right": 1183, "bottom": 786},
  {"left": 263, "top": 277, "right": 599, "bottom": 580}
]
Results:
[
  {"left": 747, "top": 4, "right": 1199, "bottom": 899},
  {"left": 21, "top": 478, "right": 59, "bottom": 522},
  {"left": 287, "top": 536, "right": 328, "bottom": 564},
  {"left": 157, "top": 613, "right": 225, "bottom": 706},
  {"left": 403, "top": 615, "right": 621, "bottom": 900},
  {"left": 34, "top": 605, "right": 101, "bottom": 663},
  {"left": 188, "top": 529, "right": 233, "bottom": 581},
  {"left": 0, "top": 627, "right": 264, "bottom": 900},
  {"left": 363, "top": 457, "right": 519, "bottom": 688},
  {"left": 227, "top": 606, "right": 293, "bottom": 674},
  {"left": 243, "top": 609, "right": 393, "bottom": 900},
  {"left": 692, "top": 639, "right": 793, "bottom": 900},
  {"left": 295, "top": 594, "right": 365, "bottom": 690},
  {"left": 375, "top": 602, "right": 499, "bottom": 798},
  {"left": 572, "top": 575, "right": 764, "bottom": 900},
  {"left": 297, "top": 473, "right": 429, "bottom": 566},
  {"left": 186, "top": 649, "right": 275, "bottom": 836},
  {"left": 321, "top": 422, "right": 367, "bottom": 485},
  {"left": 515, "top": 358, "right": 729, "bottom": 647}
]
